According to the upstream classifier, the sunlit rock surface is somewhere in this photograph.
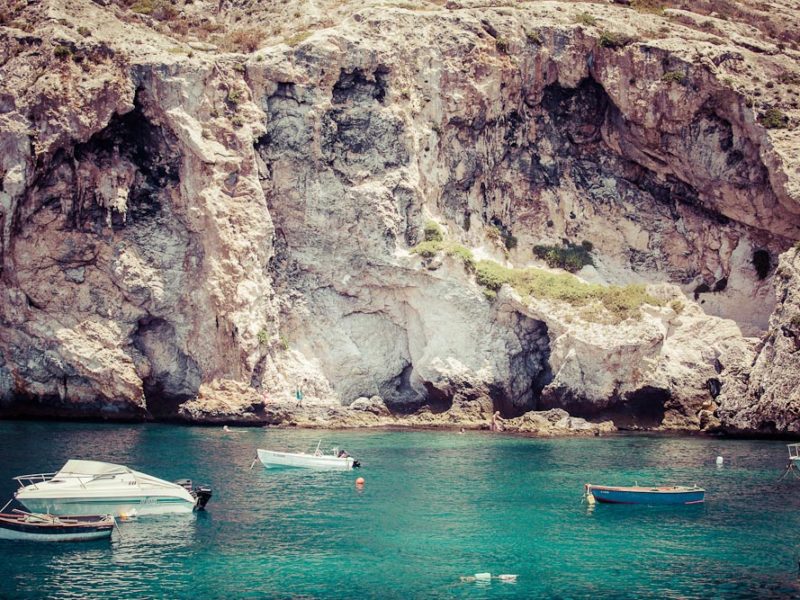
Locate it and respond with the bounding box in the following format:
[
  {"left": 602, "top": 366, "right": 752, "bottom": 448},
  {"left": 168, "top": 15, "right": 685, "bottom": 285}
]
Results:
[{"left": 0, "top": 0, "right": 798, "bottom": 433}]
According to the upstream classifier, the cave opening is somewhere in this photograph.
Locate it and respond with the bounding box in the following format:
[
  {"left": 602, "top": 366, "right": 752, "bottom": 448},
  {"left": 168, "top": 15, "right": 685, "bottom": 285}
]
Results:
[
  {"left": 331, "top": 67, "right": 389, "bottom": 105},
  {"left": 22, "top": 90, "right": 184, "bottom": 234},
  {"left": 498, "top": 313, "right": 553, "bottom": 418},
  {"left": 752, "top": 249, "right": 771, "bottom": 279},
  {"left": 78, "top": 93, "right": 180, "bottom": 227},
  {"left": 131, "top": 316, "right": 201, "bottom": 419}
]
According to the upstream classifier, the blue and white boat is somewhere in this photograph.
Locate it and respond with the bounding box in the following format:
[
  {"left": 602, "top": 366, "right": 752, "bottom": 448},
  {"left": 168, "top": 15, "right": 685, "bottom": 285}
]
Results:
[{"left": 585, "top": 483, "right": 705, "bottom": 505}]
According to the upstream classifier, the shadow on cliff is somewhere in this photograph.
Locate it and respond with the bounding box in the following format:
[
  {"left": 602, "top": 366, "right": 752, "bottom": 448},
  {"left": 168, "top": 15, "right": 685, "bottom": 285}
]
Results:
[{"left": 540, "top": 385, "right": 669, "bottom": 430}]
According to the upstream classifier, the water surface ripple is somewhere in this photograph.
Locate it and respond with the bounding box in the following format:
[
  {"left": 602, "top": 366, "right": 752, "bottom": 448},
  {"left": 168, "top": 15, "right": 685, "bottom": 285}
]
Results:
[{"left": 0, "top": 422, "right": 798, "bottom": 599}]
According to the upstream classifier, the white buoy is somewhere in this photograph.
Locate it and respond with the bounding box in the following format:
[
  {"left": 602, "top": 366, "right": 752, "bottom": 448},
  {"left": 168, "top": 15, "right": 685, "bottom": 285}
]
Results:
[{"left": 716, "top": 456, "right": 724, "bottom": 467}]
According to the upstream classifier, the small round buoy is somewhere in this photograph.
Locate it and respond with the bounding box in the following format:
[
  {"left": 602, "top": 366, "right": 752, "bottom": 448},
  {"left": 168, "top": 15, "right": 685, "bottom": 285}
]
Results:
[
  {"left": 716, "top": 456, "right": 724, "bottom": 467},
  {"left": 355, "top": 477, "right": 365, "bottom": 486}
]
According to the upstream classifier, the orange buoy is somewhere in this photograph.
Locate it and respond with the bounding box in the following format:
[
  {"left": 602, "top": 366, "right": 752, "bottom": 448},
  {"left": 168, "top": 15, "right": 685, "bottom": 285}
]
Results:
[{"left": 355, "top": 477, "right": 365, "bottom": 486}]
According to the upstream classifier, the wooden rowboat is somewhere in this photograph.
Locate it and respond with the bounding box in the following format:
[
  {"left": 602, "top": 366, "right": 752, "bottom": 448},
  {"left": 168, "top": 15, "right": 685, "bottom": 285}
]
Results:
[
  {"left": 0, "top": 511, "right": 114, "bottom": 542},
  {"left": 585, "top": 484, "right": 705, "bottom": 505}
]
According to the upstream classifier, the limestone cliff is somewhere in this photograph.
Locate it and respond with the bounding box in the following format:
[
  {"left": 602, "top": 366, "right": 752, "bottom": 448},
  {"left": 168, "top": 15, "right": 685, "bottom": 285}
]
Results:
[{"left": 0, "top": 0, "right": 798, "bottom": 434}]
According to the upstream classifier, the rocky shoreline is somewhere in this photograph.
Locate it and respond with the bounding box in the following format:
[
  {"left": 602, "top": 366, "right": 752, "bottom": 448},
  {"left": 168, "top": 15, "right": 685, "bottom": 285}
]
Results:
[
  {"left": 0, "top": 393, "right": 747, "bottom": 438},
  {"left": 4, "top": 389, "right": 798, "bottom": 438}
]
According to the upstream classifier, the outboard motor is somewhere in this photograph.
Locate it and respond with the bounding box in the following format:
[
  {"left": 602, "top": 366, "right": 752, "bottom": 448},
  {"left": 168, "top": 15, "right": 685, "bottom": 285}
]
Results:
[
  {"left": 175, "top": 479, "right": 213, "bottom": 510},
  {"left": 353, "top": 460, "right": 361, "bottom": 469},
  {"left": 193, "top": 484, "right": 213, "bottom": 510}
]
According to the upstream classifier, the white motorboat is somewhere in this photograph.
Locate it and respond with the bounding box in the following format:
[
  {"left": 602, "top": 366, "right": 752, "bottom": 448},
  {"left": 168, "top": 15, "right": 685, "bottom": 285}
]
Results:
[
  {"left": 14, "top": 460, "right": 212, "bottom": 517},
  {"left": 256, "top": 443, "right": 360, "bottom": 470}
]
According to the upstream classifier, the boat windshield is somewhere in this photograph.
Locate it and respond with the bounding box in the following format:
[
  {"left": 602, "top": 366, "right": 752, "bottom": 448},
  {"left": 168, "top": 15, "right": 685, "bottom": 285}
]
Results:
[
  {"left": 788, "top": 444, "right": 800, "bottom": 460},
  {"left": 55, "top": 460, "right": 132, "bottom": 478}
]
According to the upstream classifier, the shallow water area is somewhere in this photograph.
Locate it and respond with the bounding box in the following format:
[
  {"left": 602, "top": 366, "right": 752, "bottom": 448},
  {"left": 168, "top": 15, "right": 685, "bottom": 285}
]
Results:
[{"left": 0, "top": 422, "right": 798, "bottom": 599}]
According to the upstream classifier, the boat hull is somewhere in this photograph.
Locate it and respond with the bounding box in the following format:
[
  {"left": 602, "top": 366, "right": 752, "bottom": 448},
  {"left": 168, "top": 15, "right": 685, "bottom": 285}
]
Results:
[
  {"left": 16, "top": 496, "right": 196, "bottom": 517},
  {"left": 0, "top": 514, "right": 113, "bottom": 542},
  {"left": 587, "top": 485, "right": 705, "bottom": 505},
  {"left": 257, "top": 449, "right": 354, "bottom": 470}
]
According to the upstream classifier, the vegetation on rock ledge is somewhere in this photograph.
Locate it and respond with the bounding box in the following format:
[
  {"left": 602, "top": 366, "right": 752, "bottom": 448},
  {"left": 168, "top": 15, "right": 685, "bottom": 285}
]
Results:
[
  {"left": 411, "top": 240, "right": 475, "bottom": 271},
  {"left": 475, "top": 260, "right": 662, "bottom": 322},
  {"left": 532, "top": 241, "right": 594, "bottom": 273},
  {"left": 423, "top": 220, "right": 444, "bottom": 243},
  {"left": 759, "top": 108, "right": 789, "bottom": 129},
  {"left": 411, "top": 229, "right": 659, "bottom": 323}
]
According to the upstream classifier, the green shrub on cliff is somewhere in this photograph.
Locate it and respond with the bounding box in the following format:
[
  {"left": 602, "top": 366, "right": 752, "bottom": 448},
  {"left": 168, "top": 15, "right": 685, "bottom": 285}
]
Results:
[
  {"left": 423, "top": 220, "right": 444, "bottom": 242},
  {"left": 130, "top": 0, "right": 177, "bottom": 19},
  {"left": 474, "top": 260, "right": 508, "bottom": 291},
  {"left": 574, "top": 12, "right": 597, "bottom": 26},
  {"left": 759, "top": 108, "right": 788, "bottom": 129},
  {"left": 533, "top": 242, "right": 594, "bottom": 273},
  {"left": 599, "top": 30, "right": 635, "bottom": 49},
  {"left": 669, "top": 299, "right": 685, "bottom": 314},
  {"left": 284, "top": 31, "right": 313, "bottom": 47},
  {"left": 526, "top": 31, "right": 542, "bottom": 45},
  {"left": 411, "top": 240, "right": 475, "bottom": 271},
  {"left": 445, "top": 244, "right": 476, "bottom": 271},
  {"left": 226, "top": 89, "right": 243, "bottom": 105},
  {"left": 53, "top": 45, "right": 72, "bottom": 59},
  {"left": 662, "top": 70, "right": 686, "bottom": 84},
  {"left": 474, "top": 259, "right": 661, "bottom": 322},
  {"left": 410, "top": 240, "right": 441, "bottom": 258}
]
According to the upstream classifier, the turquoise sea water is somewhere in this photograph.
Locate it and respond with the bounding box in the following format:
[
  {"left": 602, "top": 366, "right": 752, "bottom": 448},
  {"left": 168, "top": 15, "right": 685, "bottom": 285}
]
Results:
[{"left": 0, "top": 422, "right": 798, "bottom": 599}]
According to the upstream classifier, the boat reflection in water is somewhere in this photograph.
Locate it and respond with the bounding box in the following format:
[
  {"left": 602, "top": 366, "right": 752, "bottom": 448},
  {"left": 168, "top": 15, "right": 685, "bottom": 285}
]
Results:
[{"left": 27, "top": 513, "right": 203, "bottom": 598}]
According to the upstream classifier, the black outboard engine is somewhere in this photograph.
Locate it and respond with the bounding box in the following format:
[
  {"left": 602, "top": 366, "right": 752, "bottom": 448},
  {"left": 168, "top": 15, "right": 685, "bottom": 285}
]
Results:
[
  {"left": 175, "top": 479, "right": 213, "bottom": 510},
  {"left": 193, "top": 484, "right": 213, "bottom": 510},
  {"left": 353, "top": 460, "right": 361, "bottom": 469}
]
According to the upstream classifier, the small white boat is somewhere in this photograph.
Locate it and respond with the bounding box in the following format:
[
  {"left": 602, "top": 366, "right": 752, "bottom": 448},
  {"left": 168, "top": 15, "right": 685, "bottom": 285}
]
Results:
[
  {"left": 256, "top": 443, "right": 360, "bottom": 470},
  {"left": 14, "top": 460, "right": 212, "bottom": 517},
  {"left": 788, "top": 443, "right": 800, "bottom": 466},
  {"left": 0, "top": 511, "right": 114, "bottom": 542}
]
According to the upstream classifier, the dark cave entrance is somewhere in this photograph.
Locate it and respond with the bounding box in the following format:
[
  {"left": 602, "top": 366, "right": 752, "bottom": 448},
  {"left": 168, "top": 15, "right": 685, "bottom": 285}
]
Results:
[{"left": 131, "top": 316, "right": 201, "bottom": 419}]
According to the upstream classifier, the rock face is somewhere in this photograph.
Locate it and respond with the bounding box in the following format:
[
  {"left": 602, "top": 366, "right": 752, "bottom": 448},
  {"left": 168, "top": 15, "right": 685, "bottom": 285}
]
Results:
[
  {"left": 0, "top": 0, "right": 799, "bottom": 434},
  {"left": 717, "top": 247, "right": 800, "bottom": 433}
]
